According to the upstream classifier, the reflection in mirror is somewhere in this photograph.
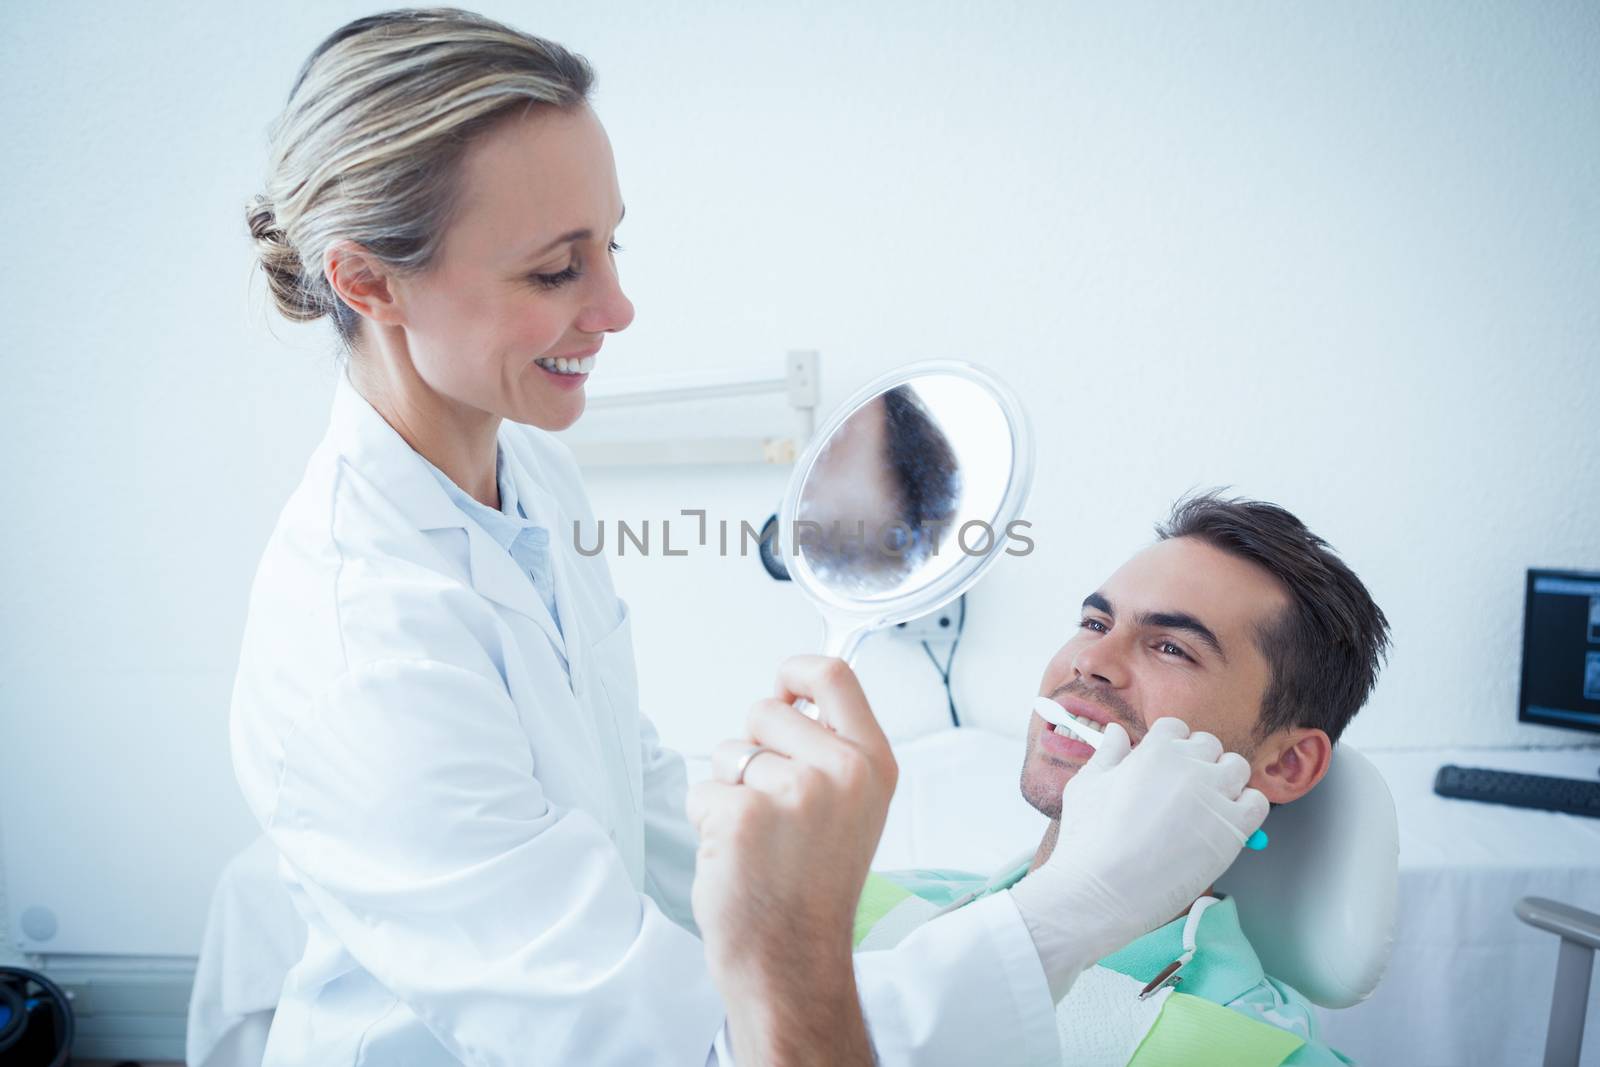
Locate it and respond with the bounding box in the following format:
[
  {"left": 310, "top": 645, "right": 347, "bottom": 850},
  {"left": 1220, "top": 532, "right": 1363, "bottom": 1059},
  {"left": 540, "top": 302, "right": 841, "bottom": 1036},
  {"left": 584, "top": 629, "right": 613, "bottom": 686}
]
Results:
[
  {"left": 778, "top": 360, "right": 1032, "bottom": 674},
  {"left": 792, "top": 372, "right": 1017, "bottom": 606},
  {"left": 797, "top": 387, "right": 961, "bottom": 595}
]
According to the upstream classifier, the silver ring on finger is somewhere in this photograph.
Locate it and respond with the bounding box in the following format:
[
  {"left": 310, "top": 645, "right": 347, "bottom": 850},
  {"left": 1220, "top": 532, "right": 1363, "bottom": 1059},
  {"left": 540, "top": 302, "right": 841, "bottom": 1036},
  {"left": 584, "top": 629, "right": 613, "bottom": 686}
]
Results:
[{"left": 733, "top": 744, "right": 776, "bottom": 785}]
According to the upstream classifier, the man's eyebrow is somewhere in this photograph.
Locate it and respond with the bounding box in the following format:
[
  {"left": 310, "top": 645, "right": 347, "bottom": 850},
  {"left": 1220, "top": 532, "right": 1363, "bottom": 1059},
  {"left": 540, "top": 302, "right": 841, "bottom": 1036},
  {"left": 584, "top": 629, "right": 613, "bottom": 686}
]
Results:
[
  {"left": 1138, "top": 610, "right": 1228, "bottom": 663},
  {"left": 1081, "top": 592, "right": 1227, "bottom": 662},
  {"left": 526, "top": 204, "right": 626, "bottom": 259}
]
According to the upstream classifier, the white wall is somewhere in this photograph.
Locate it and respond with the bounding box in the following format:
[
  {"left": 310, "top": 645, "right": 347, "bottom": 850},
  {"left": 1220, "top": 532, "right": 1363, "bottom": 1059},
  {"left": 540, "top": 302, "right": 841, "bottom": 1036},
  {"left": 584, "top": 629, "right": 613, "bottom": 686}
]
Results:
[
  {"left": 2, "top": 0, "right": 1596, "bottom": 960},
  {"left": 574, "top": 0, "right": 1600, "bottom": 753}
]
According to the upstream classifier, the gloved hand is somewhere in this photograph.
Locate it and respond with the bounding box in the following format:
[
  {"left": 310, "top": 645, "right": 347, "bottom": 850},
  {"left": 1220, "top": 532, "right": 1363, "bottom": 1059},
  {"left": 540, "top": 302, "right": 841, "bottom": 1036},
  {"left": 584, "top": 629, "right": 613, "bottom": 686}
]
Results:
[{"left": 1008, "top": 717, "right": 1268, "bottom": 1000}]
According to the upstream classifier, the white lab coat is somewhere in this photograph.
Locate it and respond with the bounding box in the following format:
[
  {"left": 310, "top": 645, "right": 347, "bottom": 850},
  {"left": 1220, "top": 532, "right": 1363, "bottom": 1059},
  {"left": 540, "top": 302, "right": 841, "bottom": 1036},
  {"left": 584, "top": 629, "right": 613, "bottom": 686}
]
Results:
[{"left": 229, "top": 369, "right": 1059, "bottom": 1066}]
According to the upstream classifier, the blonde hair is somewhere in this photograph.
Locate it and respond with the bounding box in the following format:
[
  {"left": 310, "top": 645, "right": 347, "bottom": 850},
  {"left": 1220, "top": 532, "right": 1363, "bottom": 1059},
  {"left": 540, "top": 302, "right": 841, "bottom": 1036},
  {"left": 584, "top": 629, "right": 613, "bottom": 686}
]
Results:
[{"left": 246, "top": 8, "right": 594, "bottom": 347}]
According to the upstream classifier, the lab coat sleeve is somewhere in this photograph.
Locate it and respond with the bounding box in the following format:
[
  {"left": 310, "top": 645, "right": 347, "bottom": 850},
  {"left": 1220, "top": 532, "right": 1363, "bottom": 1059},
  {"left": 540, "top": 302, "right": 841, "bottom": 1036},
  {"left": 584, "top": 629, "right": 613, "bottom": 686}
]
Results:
[
  {"left": 704, "top": 883, "right": 1059, "bottom": 1066},
  {"left": 268, "top": 656, "right": 726, "bottom": 1066},
  {"left": 852, "top": 891, "right": 1061, "bottom": 1066},
  {"left": 630, "top": 722, "right": 1060, "bottom": 1066},
  {"left": 637, "top": 710, "right": 702, "bottom": 936}
]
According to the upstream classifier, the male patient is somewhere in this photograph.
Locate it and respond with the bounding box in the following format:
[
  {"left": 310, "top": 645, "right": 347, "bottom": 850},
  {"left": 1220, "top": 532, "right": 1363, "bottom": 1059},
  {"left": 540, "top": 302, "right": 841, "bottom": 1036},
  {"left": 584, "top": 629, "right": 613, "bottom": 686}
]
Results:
[{"left": 854, "top": 491, "right": 1389, "bottom": 1066}]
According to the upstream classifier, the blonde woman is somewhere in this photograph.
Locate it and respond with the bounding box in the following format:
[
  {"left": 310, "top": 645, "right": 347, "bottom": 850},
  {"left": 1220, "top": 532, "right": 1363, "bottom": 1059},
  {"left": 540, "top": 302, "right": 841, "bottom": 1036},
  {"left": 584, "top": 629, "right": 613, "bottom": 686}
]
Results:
[{"left": 233, "top": 9, "right": 1267, "bottom": 1065}]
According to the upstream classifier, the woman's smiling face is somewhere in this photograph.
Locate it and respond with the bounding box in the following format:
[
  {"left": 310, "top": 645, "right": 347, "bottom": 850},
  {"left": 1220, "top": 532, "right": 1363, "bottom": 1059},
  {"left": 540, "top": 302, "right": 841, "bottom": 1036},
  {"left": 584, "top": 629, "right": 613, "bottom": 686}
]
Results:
[{"left": 380, "top": 103, "right": 633, "bottom": 431}]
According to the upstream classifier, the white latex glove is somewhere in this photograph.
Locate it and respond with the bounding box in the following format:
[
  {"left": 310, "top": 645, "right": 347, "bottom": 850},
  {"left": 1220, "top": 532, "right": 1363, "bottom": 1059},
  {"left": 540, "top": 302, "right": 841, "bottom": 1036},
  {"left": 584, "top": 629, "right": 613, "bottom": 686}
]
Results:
[{"left": 1008, "top": 716, "right": 1268, "bottom": 1000}]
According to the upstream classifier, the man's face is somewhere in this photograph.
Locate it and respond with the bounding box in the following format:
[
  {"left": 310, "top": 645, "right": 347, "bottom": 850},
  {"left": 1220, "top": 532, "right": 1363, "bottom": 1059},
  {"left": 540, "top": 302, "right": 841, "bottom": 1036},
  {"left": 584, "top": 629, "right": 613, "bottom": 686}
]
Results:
[{"left": 1020, "top": 536, "right": 1289, "bottom": 818}]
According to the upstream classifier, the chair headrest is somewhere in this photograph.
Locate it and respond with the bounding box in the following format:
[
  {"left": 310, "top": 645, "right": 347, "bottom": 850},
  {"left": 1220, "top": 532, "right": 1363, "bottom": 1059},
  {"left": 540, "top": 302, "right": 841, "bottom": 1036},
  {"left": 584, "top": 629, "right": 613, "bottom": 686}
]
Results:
[{"left": 1214, "top": 744, "right": 1399, "bottom": 1008}]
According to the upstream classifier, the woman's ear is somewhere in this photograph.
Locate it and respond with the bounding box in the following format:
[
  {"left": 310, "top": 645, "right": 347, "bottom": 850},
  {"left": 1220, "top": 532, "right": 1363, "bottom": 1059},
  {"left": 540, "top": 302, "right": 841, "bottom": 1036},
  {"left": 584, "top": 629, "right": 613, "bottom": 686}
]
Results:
[
  {"left": 1252, "top": 728, "right": 1332, "bottom": 804},
  {"left": 323, "top": 240, "right": 403, "bottom": 325}
]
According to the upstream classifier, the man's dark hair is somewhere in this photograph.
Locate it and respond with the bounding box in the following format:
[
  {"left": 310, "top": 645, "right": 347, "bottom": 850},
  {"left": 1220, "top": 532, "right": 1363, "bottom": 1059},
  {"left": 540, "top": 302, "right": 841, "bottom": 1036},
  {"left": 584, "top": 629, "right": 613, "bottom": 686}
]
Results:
[
  {"left": 1156, "top": 490, "right": 1390, "bottom": 745},
  {"left": 882, "top": 386, "right": 960, "bottom": 543}
]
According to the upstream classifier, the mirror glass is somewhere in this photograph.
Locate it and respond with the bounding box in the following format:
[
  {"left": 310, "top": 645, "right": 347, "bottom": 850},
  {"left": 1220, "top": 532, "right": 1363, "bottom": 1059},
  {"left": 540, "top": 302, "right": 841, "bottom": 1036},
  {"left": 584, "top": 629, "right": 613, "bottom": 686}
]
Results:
[{"left": 778, "top": 362, "right": 1032, "bottom": 663}]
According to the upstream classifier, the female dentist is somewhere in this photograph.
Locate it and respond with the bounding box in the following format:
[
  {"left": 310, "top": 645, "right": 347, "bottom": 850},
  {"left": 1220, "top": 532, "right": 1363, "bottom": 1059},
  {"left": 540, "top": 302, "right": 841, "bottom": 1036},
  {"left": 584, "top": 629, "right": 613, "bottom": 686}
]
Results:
[{"left": 232, "top": 9, "right": 1267, "bottom": 1066}]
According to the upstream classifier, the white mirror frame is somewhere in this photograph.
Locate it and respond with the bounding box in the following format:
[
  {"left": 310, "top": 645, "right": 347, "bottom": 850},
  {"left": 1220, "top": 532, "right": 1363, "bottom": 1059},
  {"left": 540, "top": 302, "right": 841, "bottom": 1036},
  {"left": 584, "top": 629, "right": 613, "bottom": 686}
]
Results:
[{"left": 777, "top": 359, "right": 1035, "bottom": 662}]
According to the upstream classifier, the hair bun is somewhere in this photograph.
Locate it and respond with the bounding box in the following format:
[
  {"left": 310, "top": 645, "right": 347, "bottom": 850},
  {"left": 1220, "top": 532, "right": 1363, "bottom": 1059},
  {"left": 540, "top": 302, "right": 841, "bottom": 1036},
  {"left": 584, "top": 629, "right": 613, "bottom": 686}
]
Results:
[
  {"left": 246, "top": 194, "right": 323, "bottom": 322},
  {"left": 253, "top": 10, "right": 594, "bottom": 344}
]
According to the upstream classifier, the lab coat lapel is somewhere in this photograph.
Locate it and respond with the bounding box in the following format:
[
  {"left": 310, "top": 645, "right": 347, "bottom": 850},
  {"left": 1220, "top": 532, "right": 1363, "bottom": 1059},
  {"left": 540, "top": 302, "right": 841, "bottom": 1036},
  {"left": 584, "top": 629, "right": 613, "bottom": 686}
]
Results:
[
  {"left": 537, "top": 485, "right": 587, "bottom": 696},
  {"left": 496, "top": 436, "right": 587, "bottom": 693},
  {"left": 461, "top": 521, "right": 567, "bottom": 652},
  {"left": 327, "top": 372, "right": 569, "bottom": 646},
  {"left": 326, "top": 371, "right": 464, "bottom": 533}
]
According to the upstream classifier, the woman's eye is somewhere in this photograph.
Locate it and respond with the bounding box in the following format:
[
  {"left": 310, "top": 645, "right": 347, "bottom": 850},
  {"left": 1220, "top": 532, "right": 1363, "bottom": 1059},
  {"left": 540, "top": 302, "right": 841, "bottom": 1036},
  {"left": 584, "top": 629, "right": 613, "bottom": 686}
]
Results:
[
  {"left": 529, "top": 264, "right": 582, "bottom": 290},
  {"left": 1078, "top": 618, "right": 1107, "bottom": 634},
  {"left": 530, "top": 242, "right": 620, "bottom": 289}
]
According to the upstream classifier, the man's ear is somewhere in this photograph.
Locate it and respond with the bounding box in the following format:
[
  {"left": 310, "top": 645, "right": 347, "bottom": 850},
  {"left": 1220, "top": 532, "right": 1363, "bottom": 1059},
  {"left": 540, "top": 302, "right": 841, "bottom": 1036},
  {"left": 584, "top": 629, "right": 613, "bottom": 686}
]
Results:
[
  {"left": 1251, "top": 727, "right": 1332, "bottom": 804},
  {"left": 323, "top": 240, "right": 404, "bottom": 326}
]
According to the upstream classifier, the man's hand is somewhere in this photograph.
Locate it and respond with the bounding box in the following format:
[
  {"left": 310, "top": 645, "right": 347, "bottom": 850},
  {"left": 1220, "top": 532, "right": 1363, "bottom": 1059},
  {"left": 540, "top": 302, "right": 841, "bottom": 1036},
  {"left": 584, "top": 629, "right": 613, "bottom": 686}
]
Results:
[
  {"left": 686, "top": 656, "right": 897, "bottom": 1066},
  {"left": 1009, "top": 717, "right": 1269, "bottom": 1000}
]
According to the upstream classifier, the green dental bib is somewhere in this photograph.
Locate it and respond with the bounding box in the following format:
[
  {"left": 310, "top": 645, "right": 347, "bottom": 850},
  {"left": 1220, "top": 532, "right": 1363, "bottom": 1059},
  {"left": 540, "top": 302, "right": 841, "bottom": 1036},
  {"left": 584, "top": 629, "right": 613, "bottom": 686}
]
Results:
[{"left": 853, "top": 867, "right": 1337, "bottom": 1067}]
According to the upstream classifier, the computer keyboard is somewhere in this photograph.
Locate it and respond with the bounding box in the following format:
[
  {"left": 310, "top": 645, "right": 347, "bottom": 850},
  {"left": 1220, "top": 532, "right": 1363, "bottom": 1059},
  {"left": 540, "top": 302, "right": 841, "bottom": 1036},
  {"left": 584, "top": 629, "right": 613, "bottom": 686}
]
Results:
[{"left": 1434, "top": 764, "right": 1600, "bottom": 818}]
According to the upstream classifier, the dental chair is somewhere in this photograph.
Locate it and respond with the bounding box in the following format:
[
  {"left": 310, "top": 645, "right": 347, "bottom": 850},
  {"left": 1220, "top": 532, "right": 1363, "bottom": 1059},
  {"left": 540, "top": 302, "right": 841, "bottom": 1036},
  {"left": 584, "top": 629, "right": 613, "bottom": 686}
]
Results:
[
  {"left": 878, "top": 729, "right": 1402, "bottom": 1012},
  {"left": 187, "top": 836, "right": 306, "bottom": 1067},
  {"left": 1214, "top": 742, "right": 1400, "bottom": 1009},
  {"left": 186, "top": 735, "right": 1399, "bottom": 1065}
]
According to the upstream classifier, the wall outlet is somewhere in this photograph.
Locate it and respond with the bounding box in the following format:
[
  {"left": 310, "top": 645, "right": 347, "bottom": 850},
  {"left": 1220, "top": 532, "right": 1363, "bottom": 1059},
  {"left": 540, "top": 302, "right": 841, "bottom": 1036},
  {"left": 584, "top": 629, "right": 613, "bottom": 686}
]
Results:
[{"left": 890, "top": 594, "right": 964, "bottom": 643}]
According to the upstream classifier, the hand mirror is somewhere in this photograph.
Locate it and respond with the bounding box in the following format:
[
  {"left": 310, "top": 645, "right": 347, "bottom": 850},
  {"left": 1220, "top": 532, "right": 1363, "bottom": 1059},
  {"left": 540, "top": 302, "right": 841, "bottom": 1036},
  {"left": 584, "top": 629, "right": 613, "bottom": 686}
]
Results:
[{"left": 776, "top": 361, "right": 1034, "bottom": 676}]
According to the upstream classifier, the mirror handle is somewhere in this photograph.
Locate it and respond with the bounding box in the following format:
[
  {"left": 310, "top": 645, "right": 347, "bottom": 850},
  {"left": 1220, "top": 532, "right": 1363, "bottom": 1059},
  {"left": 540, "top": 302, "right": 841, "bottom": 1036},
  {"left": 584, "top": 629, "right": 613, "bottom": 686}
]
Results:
[
  {"left": 793, "top": 617, "right": 871, "bottom": 722},
  {"left": 820, "top": 615, "right": 868, "bottom": 663}
]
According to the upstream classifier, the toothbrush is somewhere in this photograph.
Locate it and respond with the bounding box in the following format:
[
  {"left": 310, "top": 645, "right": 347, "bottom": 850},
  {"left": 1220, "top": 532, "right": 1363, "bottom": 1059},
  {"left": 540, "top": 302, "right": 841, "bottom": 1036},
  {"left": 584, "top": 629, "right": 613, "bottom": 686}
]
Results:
[{"left": 1031, "top": 698, "right": 1269, "bottom": 851}]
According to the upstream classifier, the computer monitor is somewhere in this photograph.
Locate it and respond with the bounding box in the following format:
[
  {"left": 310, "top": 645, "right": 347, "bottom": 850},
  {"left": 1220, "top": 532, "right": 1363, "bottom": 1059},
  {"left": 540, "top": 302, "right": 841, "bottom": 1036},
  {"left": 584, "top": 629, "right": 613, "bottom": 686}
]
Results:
[{"left": 1519, "top": 567, "right": 1600, "bottom": 736}]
